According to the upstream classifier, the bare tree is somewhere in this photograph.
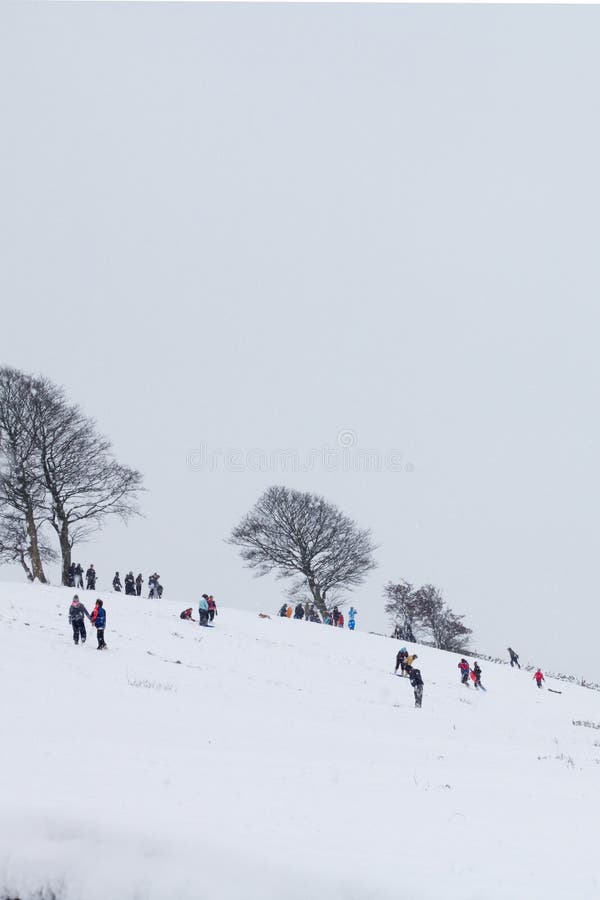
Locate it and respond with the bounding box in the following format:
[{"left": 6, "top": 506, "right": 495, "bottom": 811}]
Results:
[
  {"left": 0, "top": 368, "right": 49, "bottom": 581},
  {"left": 413, "top": 584, "right": 473, "bottom": 652},
  {"left": 31, "top": 379, "right": 144, "bottom": 585},
  {"left": 385, "top": 579, "right": 473, "bottom": 651},
  {"left": 228, "top": 485, "right": 377, "bottom": 616},
  {"left": 0, "top": 367, "right": 144, "bottom": 585},
  {"left": 384, "top": 580, "right": 419, "bottom": 640}
]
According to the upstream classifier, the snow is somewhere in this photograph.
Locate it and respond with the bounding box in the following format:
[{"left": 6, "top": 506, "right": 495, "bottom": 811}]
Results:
[{"left": 1, "top": 583, "right": 599, "bottom": 900}]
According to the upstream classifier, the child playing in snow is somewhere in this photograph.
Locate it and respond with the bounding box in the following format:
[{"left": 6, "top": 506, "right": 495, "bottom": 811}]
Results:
[
  {"left": 458, "top": 658, "right": 470, "bottom": 685},
  {"left": 91, "top": 599, "right": 107, "bottom": 649},
  {"left": 68, "top": 596, "right": 91, "bottom": 645},
  {"left": 180, "top": 608, "right": 196, "bottom": 621},
  {"left": 533, "top": 669, "right": 545, "bottom": 689}
]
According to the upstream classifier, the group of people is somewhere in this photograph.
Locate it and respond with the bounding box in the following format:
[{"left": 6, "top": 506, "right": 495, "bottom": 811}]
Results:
[
  {"left": 394, "top": 648, "right": 423, "bottom": 707},
  {"left": 457, "top": 658, "right": 485, "bottom": 690},
  {"left": 68, "top": 595, "right": 107, "bottom": 649},
  {"left": 112, "top": 571, "right": 163, "bottom": 599},
  {"left": 505, "top": 648, "right": 545, "bottom": 687},
  {"left": 67, "top": 563, "right": 90, "bottom": 589},
  {"left": 278, "top": 603, "right": 358, "bottom": 630},
  {"left": 180, "top": 594, "right": 217, "bottom": 627}
]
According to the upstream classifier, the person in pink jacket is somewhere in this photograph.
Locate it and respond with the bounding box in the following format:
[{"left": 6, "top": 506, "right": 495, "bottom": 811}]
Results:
[{"left": 533, "top": 669, "right": 545, "bottom": 688}]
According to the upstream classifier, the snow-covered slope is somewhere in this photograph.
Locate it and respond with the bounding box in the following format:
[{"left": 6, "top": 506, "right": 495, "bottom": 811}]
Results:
[{"left": 1, "top": 583, "right": 599, "bottom": 900}]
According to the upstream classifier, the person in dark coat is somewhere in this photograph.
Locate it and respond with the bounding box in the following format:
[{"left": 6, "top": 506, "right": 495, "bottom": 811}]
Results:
[
  {"left": 278, "top": 603, "right": 288, "bottom": 617},
  {"left": 68, "top": 562, "right": 76, "bottom": 587},
  {"left": 91, "top": 599, "right": 107, "bottom": 649},
  {"left": 112, "top": 572, "right": 122, "bottom": 592},
  {"left": 207, "top": 595, "right": 217, "bottom": 622},
  {"left": 332, "top": 606, "right": 340, "bottom": 626},
  {"left": 148, "top": 573, "right": 162, "bottom": 599},
  {"left": 508, "top": 647, "right": 521, "bottom": 669},
  {"left": 135, "top": 573, "right": 143, "bottom": 596},
  {"left": 472, "top": 661, "right": 485, "bottom": 690},
  {"left": 124, "top": 571, "right": 135, "bottom": 595},
  {"left": 294, "top": 603, "right": 305, "bottom": 620},
  {"left": 68, "top": 595, "right": 91, "bottom": 645},
  {"left": 395, "top": 647, "right": 408, "bottom": 675},
  {"left": 409, "top": 667, "right": 424, "bottom": 708},
  {"left": 74, "top": 563, "right": 84, "bottom": 589},
  {"left": 86, "top": 565, "right": 96, "bottom": 590}
]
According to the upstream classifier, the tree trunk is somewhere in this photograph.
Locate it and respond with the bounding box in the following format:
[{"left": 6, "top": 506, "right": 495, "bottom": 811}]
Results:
[
  {"left": 16, "top": 548, "right": 34, "bottom": 581},
  {"left": 59, "top": 520, "right": 71, "bottom": 586},
  {"left": 308, "top": 579, "right": 328, "bottom": 618},
  {"left": 24, "top": 505, "right": 47, "bottom": 583}
]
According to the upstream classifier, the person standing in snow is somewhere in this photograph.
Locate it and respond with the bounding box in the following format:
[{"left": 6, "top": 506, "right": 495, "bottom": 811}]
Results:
[
  {"left": 278, "top": 603, "right": 288, "bottom": 617},
  {"left": 337, "top": 612, "right": 344, "bottom": 628},
  {"left": 148, "top": 573, "right": 162, "bottom": 599},
  {"left": 207, "top": 595, "right": 217, "bottom": 622},
  {"left": 124, "top": 571, "right": 135, "bottom": 595},
  {"left": 135, "top": 573, "right": 143, "bottom": 596},
  {"left": 86, "top": 564, "right": 96, "bottom": 590},
  {"left": 409, "top": 667, "right": 424, "bottom": 708},
  {"left": 67, "top": 562, "right": 76, "bottom": 587},
  {"left": 348, "top": 607, "right": 357, "bottom": 631},
  {"left": 332, "top": 606, "right": 340, "bottom": 626},
  {"left": 68, "top": 595, "right": 91, "bottom": 645},
  {"left": 112, "top": 571, "right": 122, "bottom": 592},
  {"left": 458, "top": 658, "right": 470, "bottom": 685},
  {"left": 472, "top": 661, "right": 485, "bottom": 690},
  {"left": 508, "top": 647, "right": 520, "bottom": 669},
  {"left": 91, "top": 599, "right": 107, "bottom": 649},
  {"left": 74, "top": 563, "right": 84, "bottom": 589},
  {"left": 294, "top": 603, "right": 304, "bottom": 620},
  {"left": 533, "top": 668, "right": 545, "bottom": 689},
  {"left": 198, "top": 594, "right": 210, "bottom": 626},
  {"left": 395, "top": 647, "right": 408, "bottom": 675}
]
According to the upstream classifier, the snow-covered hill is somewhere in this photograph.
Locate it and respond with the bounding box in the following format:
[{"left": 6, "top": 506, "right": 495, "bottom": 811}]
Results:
[{"left": 1, "top": 583, "right": 599, "bottom": 900}]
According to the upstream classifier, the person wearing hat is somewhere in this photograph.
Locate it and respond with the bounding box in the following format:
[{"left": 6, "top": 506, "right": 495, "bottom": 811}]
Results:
[
  {"left": 91, "top": 599, "right": 107, "bottom": 649},
  {"left": 68, "top": 595, "right": 91, "bottom": 645}
]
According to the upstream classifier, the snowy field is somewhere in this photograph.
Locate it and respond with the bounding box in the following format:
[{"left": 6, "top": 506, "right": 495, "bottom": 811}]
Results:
[{"left": 1, "top": 583, "right": 599, "bottom": 900}]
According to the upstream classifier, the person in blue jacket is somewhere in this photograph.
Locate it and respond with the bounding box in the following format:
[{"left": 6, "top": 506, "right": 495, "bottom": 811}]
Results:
[
  {"left": 91, "top": 599, "right": 107, "bottom": 649},
  {"left": 198, "top": 594, "right": 210, "bottom": 626},
  {"left": 348, "top": 607, "right": 357, "bottom": 631}
]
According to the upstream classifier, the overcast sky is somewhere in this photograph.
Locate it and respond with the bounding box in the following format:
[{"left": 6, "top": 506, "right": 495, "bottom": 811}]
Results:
[{"left": 1, "top": 3, "right": 599, "bottom": 680}]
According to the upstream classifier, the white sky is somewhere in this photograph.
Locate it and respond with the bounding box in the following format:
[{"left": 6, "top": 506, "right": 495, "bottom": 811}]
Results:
[{"left": 1, "top": 2, "right": 599, "bottom": 679}]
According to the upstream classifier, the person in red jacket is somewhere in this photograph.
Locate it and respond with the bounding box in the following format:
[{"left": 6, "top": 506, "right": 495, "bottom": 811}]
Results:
[
  {"left": 180, "top": 608, "right": 196, "bottom": 621},
  {"left": 207, "top": 595, "right": 217, "bottom": 623},
  {"left": 534, "top": 669, "right": 545, "bottom": 688},
  {"left": 458, "top": 658, "right": 470, "bottom": 686}
]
